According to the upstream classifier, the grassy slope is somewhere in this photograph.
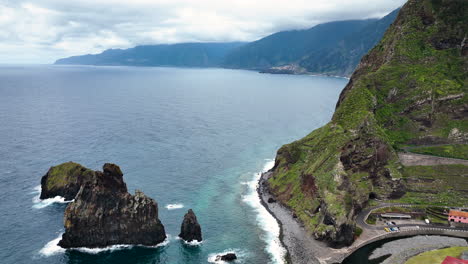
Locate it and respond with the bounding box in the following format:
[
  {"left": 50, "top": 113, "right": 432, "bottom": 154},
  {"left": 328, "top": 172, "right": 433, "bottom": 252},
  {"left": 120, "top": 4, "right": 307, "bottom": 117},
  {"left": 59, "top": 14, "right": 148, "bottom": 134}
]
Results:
[
  {"left": 394, "top": 164, "right": 468, "bottom": 206},
  {"left": 46, "top": 162, "right": 93, "bottom": 190},
  {"left": 409, "top": 144, "right": 468, "bottom": 160},
  {"left": 405, "top": 247, "right": 468, "bottom": 264},
  {"left": 268, "top": 0, "right": 467, "bottom": 244}
]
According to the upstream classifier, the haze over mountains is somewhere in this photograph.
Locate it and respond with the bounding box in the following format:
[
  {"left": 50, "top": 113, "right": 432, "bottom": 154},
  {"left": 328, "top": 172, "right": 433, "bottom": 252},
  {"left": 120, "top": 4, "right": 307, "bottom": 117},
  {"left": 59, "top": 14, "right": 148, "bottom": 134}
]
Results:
[
  {"left": 54, "top": 42, "right": 245, "bottom": 68},
  {"left": 55, "top": 8, "right": 399, "bottom": 77}
]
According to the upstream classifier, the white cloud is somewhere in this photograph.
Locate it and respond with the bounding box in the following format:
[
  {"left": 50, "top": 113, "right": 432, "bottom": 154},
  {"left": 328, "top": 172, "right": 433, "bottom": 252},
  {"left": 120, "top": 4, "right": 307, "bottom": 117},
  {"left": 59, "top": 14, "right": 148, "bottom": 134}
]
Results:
[{"left": 0, "top": 0, "right": 407, "bottom": 64}]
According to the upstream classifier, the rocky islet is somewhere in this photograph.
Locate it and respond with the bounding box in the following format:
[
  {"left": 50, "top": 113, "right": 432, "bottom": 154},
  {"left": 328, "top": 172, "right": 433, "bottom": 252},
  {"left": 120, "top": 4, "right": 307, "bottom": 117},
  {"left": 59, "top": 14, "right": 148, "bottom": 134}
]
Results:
[
  {"left": 179, "top": 209, "right": 202, "bottom": 243},
  {"left": 40, "top": 162, "right": 169, "bottom": 248}
]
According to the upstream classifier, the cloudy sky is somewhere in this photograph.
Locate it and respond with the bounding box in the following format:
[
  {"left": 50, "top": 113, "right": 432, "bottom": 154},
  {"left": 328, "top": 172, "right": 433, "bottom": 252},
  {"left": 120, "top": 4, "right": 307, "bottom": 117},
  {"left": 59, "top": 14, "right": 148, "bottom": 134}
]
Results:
[{"left": 0, "top": 0, "right": 406, "bottom": 64}]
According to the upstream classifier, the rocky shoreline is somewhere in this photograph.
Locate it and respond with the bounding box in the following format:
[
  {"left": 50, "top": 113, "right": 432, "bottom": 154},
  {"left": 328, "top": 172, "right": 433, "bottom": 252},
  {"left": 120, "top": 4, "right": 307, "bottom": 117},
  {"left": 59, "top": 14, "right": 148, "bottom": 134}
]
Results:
[{"left": 258, "top": 171, "right": 338, "bottom": 264}]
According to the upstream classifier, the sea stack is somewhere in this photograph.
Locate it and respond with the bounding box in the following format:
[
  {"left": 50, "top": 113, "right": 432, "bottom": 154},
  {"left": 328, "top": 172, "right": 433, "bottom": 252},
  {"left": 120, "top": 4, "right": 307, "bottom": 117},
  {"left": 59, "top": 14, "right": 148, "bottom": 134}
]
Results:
[
  {"left": 40, "top": 161, "right": 96, "bottom": 200},
  {"left": 179, "top": 209, "right": 202, "bottom": 242},
  {"left": 58, "top": 163, "right": 166, "bottom": 248}
]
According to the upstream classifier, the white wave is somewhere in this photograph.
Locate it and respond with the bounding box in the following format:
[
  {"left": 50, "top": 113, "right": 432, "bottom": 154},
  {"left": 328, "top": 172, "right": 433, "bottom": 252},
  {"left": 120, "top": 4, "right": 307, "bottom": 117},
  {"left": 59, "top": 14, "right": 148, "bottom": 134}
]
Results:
[
  {"left": 31, "top": 186, "right": 73, "bottom": 209},
  {"left": 32, "top": 195, "right": 72, "bottom": 209},
  {"left": 73, "top": 235, "right": 171, "bottom": 254},
  {"left": 39, "top": 234, "right": 66, "bottom": 257},
  {"left": 39, "top": 234, "right": 171, "bottom": 257},
  {"left": 165, "top": 203, "right": 184, "bottom": 210},
  {"left": 74, "top": 244, "right": 133, "bottom": 254},
  {"left": 241, "top": 159, "right": 286, "bottom": 264},
  {"left": 176, "top": 236, "right": 203, "bottom": 246},
  {"left": 207, "top": 249, "right": 246, "bottom": 263}
]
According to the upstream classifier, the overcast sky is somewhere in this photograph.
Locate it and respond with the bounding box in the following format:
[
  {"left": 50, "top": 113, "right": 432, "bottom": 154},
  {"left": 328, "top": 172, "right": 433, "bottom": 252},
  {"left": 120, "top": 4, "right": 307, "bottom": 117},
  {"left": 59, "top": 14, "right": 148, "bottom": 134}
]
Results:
[{"left": 0, "top": 0, "right": 406, "bottom": 64}]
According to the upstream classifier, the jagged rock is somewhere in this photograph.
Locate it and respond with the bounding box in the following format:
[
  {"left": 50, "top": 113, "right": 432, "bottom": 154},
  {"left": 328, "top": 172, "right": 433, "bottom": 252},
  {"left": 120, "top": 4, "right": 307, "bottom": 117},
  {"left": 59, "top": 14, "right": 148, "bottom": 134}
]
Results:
[
  {"left": 215, "top": 253, "right": 237, "bottom": 261},
  {"left": 40, "top": 162, "right": 96, "bottom": 200},
  {"left": 179, "top": 209, "right": 202, "bottom": 242},
  {"left": 58, "top": 163, "right": 166, "bottom": 248},
  {"left": 267, "top": 197, "right": 276, "bottom": 203}
]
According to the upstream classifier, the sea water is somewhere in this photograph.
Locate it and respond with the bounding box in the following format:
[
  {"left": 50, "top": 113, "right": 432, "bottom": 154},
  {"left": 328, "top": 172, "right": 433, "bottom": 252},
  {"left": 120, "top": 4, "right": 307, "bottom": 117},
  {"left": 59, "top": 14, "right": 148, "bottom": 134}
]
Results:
[{"left": 0, "top": 65, "right": 347, "bottom": 264}]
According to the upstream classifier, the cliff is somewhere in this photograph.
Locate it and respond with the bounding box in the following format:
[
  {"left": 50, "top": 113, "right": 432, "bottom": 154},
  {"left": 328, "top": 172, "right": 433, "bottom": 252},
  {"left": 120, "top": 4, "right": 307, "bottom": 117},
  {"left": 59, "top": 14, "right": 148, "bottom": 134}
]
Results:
[
  {"left": 298, "top": 8, "right": 400, "bottom": 77},
  {"left": 40, "top": 162, "right": 95, "bottom": 200},
  {"left": 267, "top": 0, "right": 467, "bottom": 246},
  {"left": 58, "top": 163, "right": 166, "bottom": 248},
  {"left": 222, "top": 20, "right": 375, "bottom": 71}
]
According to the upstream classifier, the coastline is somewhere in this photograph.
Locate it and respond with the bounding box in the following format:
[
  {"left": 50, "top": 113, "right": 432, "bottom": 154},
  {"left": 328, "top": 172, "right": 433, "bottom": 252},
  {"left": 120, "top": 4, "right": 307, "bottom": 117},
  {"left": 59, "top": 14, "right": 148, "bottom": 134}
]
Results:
[
  {"left": 258, "top": 171, "right": 336, "bottom": 264},
  {"left": 258, "top": 170, "right": 468, "bottom": 264}
]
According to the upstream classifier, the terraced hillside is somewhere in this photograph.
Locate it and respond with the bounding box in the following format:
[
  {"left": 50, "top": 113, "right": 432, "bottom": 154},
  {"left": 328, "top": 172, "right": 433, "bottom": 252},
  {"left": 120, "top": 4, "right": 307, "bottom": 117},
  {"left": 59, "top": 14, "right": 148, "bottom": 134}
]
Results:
[{"left": 267, "top": 0, "right": 467, "bottom": 247}]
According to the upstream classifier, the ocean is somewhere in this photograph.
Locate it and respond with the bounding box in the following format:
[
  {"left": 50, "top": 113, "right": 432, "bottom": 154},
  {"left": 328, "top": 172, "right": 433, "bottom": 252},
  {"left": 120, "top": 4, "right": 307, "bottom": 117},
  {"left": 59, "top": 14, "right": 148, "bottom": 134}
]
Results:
[{"left": 0, "top": 65, "right": 347, "bottom": 264}]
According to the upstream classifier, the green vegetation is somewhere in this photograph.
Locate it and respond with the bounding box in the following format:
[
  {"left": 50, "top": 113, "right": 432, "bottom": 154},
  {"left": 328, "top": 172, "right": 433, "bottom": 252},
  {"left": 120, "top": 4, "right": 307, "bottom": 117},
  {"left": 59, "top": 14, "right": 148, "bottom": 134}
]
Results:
[
  {"left": 409, "top": 144, "right": 468, "bottom": 160},
  {"left": 373, "top": 206, "right": 415, "bottom": 214},
  {"left": 354, "top": 226, "right": 363, "bottom": 237},
  {"left": 298, "top": 9, "right": 400, "bottom": 76},
  {"left": 223, "top": 11, "right": 399, "bottom": 76},
  {"left": 267, "top": 0, "right": 467, "bottom": 242},
  {"left": 46, "top": 162, "right": 93, "bottom": 190},
  {"left": 405, "top": 247, "right": 468, "bottom": 264},
  {"left": 223, "top": 20, "right": 373, "bottom": 70},
  {"left": 426, "top": 207, "right": 449, "bottom": 224},
  {"left": 391, "top": 165, "right": 468, "bottom": 206},
  {"left": 366, "top": 214, "right": 377, "bottom": 225}
]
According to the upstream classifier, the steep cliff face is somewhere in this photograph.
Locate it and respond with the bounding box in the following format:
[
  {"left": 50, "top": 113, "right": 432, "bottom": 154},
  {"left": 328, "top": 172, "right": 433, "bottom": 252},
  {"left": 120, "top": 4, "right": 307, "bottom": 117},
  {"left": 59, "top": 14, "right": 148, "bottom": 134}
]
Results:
[
  {"left": 268, "top": 0, "right": 467, "bottom": 246},
  {"left": 40, "top": 162, "right": 95, "bottom": 200},
  {"left": 58, "top": 163, "right": 166, "bottom": 248}
]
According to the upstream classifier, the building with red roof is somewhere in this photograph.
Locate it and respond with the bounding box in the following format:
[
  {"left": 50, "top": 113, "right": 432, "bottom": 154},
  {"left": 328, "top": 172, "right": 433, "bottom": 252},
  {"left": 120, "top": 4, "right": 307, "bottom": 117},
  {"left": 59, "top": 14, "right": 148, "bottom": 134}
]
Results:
[
  {"left": 442, "top": 256, "right": 468, "bottom": 264},
  {"left": 449, "top": 210, "right": 468, "bottom": 224}
]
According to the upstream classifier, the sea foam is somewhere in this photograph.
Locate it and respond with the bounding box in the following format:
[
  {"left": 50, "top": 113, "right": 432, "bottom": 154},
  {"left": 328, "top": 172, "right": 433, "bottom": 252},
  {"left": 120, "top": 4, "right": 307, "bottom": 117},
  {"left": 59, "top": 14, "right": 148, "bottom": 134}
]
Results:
[
  {"left": 39, "top": 234, "right": 171, "bottom": 257},
  {"left": 73, "top": 235, "right": 171, "bottom": 254},
  {"left": 175, "top": 236, "right": 203, "bottom": 246},
  {"left": 31, "top": 185, "right": 72, "bottom": 209},
  {"left": 207, "top": 249, "right": 246, "bottom": 263},
  {"left": 165, "top": 203, "right": 184, "bottom": 210},
  {"left": 39, "top": 234, "right": 65, "bottom": 257},
  {"left": 241, "top": 159, "right": 286, "bottom": 264}
]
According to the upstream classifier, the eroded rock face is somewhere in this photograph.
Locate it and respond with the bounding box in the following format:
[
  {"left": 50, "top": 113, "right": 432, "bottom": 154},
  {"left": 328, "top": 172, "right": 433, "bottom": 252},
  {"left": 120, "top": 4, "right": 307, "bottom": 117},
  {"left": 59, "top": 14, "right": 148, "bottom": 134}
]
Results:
[
  {"left": 58, "top": 163, "right": 166, "bottom": 248},
  {"left": 179, "top": 209, "right": 202, "bottom": 242},
  {"left": 40, "top": 162, "right": 96, "bottom": 200}
]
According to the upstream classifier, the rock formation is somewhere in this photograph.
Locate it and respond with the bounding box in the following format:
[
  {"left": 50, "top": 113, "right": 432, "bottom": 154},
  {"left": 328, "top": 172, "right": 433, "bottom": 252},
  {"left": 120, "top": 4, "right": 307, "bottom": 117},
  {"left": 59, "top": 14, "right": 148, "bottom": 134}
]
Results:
[
  {"left": 40, "top": 162, "right": 96, "bottom": 200},
  {"left": 215, "top": 253, "right": 237, "bottom": 261},
  {"left": 179, "top": 209, "right": 202, "bottom": 242},
  {"left": 58, "top": 163, "right": 166, "bottom": 248}
]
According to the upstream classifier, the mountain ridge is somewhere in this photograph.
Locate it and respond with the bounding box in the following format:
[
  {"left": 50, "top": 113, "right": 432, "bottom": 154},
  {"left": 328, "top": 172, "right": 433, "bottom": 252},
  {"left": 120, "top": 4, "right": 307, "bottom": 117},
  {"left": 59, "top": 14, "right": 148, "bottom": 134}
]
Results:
[
  {"left": 55, "top": 42, "right": 245, "bottom": 67},
  {"left": 222, "top": 19, "right": 376, "bottom": 71},
  {"left": 55, "top": 10, "right": 400, "bottom": 77}
]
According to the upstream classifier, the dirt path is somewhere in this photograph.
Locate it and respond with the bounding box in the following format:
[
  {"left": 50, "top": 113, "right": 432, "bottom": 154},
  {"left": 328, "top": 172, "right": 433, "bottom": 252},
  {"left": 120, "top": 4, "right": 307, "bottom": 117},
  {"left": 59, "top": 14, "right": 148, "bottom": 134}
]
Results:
[{"left": 398, "top": 152, "right": 468, "bottom": 166}]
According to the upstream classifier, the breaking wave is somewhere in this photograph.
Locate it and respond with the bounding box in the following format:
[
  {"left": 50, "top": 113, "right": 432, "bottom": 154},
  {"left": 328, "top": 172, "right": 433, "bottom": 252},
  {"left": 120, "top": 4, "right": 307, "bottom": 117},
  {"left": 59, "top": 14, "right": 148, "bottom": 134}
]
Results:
[
  {"left": 207, "top": 249, "right": 247, "bottom": 263},
  {"left": 165, "top": 203, "right": 184, "bottom": 210},
  {"left": 31, "top": 185, "right": 72, "bottom": 209},
  {"left": 241, "top": 159, "right": 286, "bottom": 264},
  {"left": 39, "top": 234, "right": 171, "bottom": 256}
]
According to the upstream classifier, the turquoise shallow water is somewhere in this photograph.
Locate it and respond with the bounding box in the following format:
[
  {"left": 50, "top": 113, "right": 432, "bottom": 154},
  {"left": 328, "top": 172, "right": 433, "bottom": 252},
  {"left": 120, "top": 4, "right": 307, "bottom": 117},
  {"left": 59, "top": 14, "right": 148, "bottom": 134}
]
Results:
[{"left": 0, "top": 65, "right": 347, "bottom": 264}]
